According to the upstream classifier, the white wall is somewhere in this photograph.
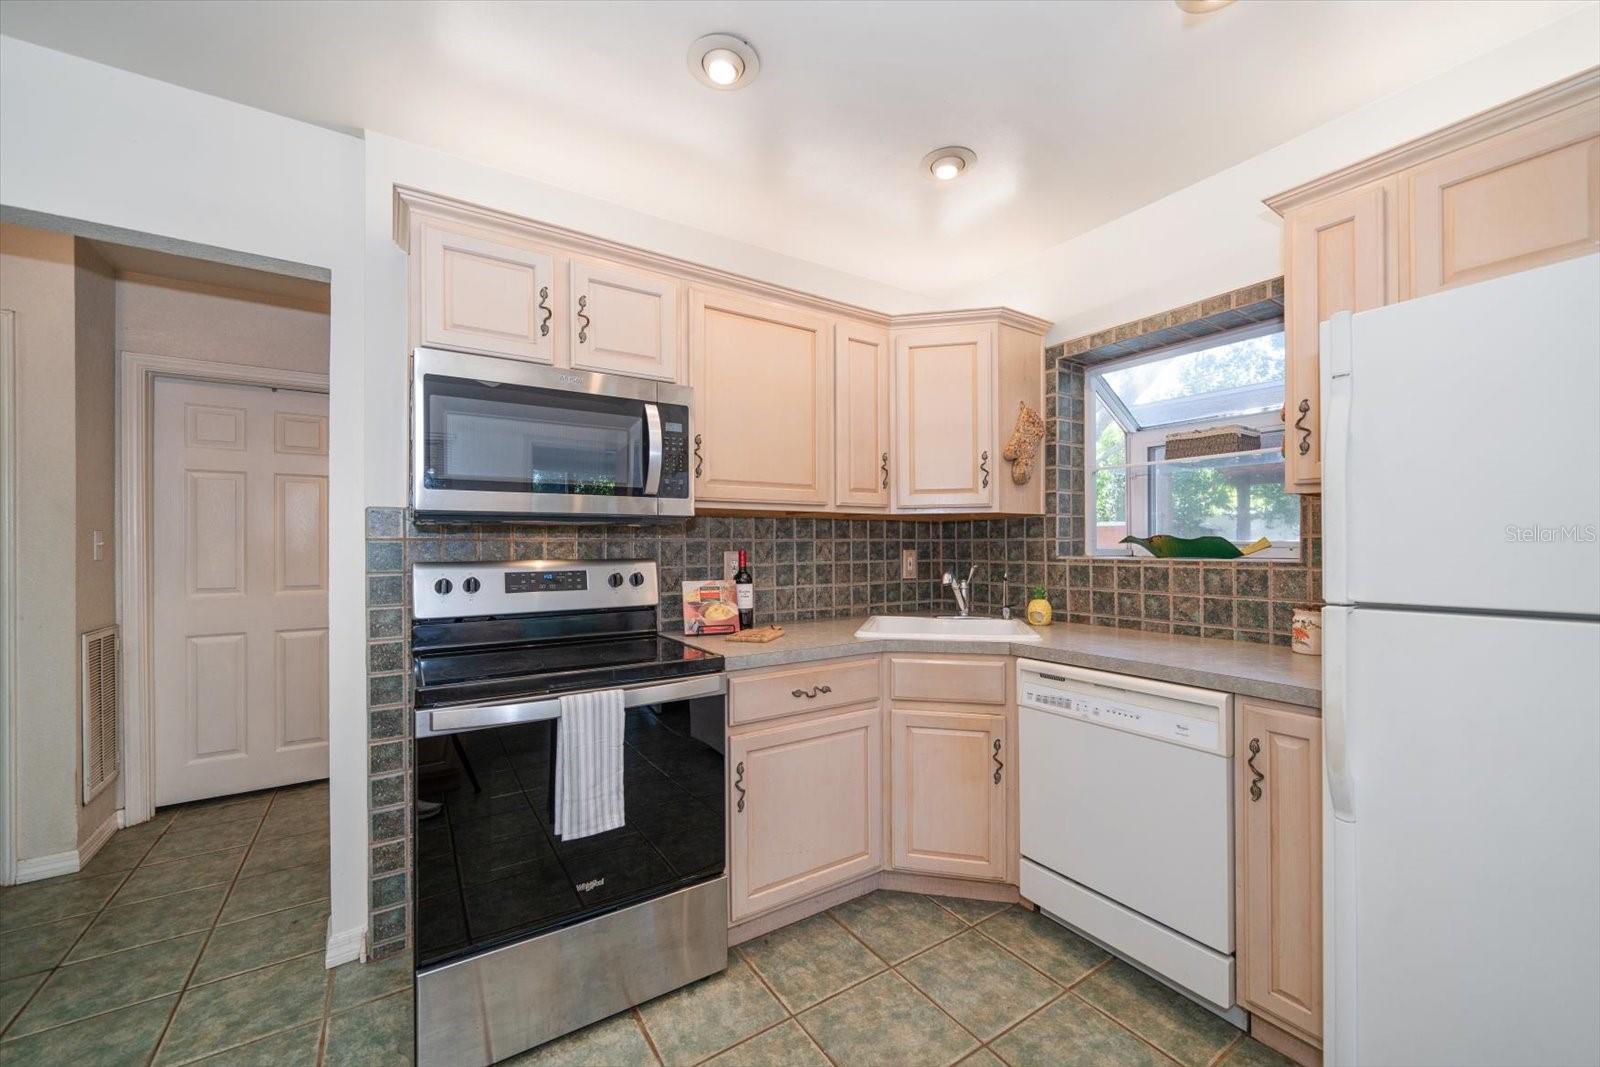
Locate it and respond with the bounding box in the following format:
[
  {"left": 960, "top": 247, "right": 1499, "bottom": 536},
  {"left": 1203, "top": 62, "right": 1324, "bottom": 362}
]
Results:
[
  {"left": 116, "top": 273, "right": 330, "bottom": 375},
  {"left": 0, "top": 36, "right": 369, "bottom": 955},
  {"left": 361, "top": 132, "right": 930, "bottom": 507},
  {"left": 954, "top": 5, "right": 1600, "bottom": 344}
]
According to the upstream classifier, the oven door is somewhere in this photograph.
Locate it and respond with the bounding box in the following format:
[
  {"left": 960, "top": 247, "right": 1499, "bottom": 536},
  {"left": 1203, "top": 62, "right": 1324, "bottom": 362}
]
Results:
[
  {"left": 412, "top": 348, "right": 666, "bottom": 519},
  {"left": 412, "top": 673, "right": 727, "bottom": 971}
]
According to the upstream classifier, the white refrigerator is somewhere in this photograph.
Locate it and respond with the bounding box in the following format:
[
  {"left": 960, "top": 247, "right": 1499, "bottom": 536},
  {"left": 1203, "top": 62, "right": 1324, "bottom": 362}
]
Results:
[{"left": 1320, "top": 253, "right": 1600, "bottom": 1067}]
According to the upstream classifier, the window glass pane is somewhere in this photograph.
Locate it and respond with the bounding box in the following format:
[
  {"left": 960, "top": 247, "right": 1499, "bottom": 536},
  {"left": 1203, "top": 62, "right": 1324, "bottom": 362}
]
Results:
[
  {"left": 1146, "top": 442, "right": 1300, "bottom": 545},
  {"left": 1101, "top": 330, "right": 1285, "bottom": 428},
  {"left": 1092, "top": 394, "right": 1127, "bottom": 550}
]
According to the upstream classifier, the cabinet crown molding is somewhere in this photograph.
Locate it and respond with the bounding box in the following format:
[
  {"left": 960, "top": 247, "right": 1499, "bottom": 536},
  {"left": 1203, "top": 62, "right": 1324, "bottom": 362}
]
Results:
[
  {"left": 1265, "top": 66, "right": 1600, "bottom": 215},
  {"left": 392, "top": 185, "right": 1050, "bottom": 334}
]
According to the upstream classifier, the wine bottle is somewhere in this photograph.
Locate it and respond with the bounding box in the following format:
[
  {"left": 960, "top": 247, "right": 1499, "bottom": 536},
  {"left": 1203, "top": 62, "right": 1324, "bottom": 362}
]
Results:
[{"left": 734, "top": 549, "right": 754, "bottom": 629}]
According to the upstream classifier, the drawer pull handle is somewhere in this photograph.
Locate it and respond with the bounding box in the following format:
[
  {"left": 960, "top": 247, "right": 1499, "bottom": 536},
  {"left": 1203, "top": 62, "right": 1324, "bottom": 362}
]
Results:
[
  {"left": 992, "top": 738, "right": 1003, "bottom": 784},
  {"left": 1294, "top": 399, "right": 1312, "bottom": 457},
  {"left": 576, "top": 294, "right": 591, "bottom": 344},
  {"left": 979, "top": 450, "right": 990, "bottom": 489},
  {"left": 790, "top": 685, "right": 833, "bottom": 699},
  {"left": 734, "top": 760, "right": 746, "bottom": 813},
  {"left": 880, "top": 451, "right": 889, "bottom": 489},
  {"left": 538, "top": 286, "right": 552, "bottom": 337},
  {"left": 1248, "top": 737, "right": 1264, "bottom": 801},
  {"left": 693, "top": 434, "right": 703, "bottom": 478}
]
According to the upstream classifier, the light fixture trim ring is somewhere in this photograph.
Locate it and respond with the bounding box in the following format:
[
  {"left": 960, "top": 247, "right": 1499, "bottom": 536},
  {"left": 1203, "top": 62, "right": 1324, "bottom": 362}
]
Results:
[
  {"left": 921, "top": 146, "right": 978, "bottom": 182},
  {"left": 688, "top": 33, "right": 761, "bottom": 90}
]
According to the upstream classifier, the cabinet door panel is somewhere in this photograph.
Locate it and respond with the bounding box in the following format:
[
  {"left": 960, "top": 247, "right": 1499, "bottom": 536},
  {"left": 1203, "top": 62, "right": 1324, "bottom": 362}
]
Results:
[
  {"left": 890, "top": 706, "right": 1007, "bottom": 881},
  {"left": 1236, "top": 698, "right": 1322, "bottom": 1042},
  {"left": 690, "top": 289, "right": 832, "bottom": 506},
  {"left": 420, "top": 224, "right": 555, "bottom": 363},
  {"left": 893, "top": 326, "right": 995, "bottom": 509},
  {"left": 1409, "top": 103, "right": 1600, "bottom": 297},
  {"left": 1283, "top": 185, "right": 1387, "bottom": 492},
  {"left": 729, "top": 704, "right": 882, "bottom": 921},
  {"left": 570, "top": 259, "right": 681, "bottom": 381},
  {"left": 835, "top": 320, "right": 892, "bottom": 509}
]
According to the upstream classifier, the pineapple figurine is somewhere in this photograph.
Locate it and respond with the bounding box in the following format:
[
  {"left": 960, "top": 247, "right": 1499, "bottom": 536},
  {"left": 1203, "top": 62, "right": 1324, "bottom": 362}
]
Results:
[{"left": 1026, "top": 586, "right": 1053, "bottom": 626}]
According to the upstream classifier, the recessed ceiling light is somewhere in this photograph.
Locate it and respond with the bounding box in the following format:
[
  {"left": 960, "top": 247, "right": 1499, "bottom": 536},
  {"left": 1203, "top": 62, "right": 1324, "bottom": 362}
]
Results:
[
  {"left": 688, "top": 34, "right": 760, "bottom": 91},
  {"left": 921, "top": 146, "right": 976, "bottom": 183},
  {"left": 1175, "top": 0, "right": 1234, "bottom": 12}
]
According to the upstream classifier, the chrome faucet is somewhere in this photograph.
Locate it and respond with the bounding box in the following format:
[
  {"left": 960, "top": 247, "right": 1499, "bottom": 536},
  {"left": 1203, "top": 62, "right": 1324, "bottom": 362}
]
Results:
[{"left": 942, "top": 564, "right": 978, "bottom": 617}]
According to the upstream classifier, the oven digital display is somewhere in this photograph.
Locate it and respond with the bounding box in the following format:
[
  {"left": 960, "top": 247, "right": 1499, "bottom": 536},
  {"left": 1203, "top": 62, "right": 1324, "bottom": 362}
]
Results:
[
  {"left": 505, "top": 570, "right": 588, "bottom": 593},
  {"left": 664, "top": 422, "right": 684, "bottom": 433}
]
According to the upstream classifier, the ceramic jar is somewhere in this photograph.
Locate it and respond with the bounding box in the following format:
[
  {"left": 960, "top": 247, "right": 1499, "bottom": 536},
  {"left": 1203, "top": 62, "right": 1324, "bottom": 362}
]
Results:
[{"left": 1291, "top": 605, "right": 1323, "bottom": 655}]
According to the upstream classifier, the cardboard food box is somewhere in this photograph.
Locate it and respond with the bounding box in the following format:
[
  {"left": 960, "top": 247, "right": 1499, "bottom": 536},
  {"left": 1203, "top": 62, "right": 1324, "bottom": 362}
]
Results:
[{"left": 682, "top": 579, "right": 741, "bottom": 635}]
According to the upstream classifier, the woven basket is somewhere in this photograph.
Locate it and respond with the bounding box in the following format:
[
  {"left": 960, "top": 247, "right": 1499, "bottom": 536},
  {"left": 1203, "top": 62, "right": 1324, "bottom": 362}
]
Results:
[{"left": 1164, "top": 424, "right": 1261, "bottom": 459}]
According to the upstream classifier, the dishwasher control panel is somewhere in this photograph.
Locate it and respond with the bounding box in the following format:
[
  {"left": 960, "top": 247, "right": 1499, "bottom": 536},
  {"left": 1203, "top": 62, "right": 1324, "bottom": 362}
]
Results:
[{"left": 1017, "top": 661, "right": 1231, "bottom": 756}]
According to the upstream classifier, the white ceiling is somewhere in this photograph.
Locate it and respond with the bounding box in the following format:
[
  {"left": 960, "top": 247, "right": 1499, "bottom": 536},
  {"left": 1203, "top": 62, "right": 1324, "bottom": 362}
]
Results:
[{"left": 0, "top": 0, "right": 1587, "bottom": 298}]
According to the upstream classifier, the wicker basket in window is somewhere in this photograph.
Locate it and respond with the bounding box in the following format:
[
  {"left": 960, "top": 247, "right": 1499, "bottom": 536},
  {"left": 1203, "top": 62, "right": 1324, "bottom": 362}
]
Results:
[{"left": 1163, "top": 424, "right": 1261, "bottom": 459}]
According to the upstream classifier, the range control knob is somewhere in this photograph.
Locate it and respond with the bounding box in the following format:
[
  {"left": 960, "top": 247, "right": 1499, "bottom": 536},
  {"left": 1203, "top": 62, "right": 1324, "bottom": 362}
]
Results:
[
  {"left": 608, "top": 572, "right": 625, "bottom": 588},
  {"left": 629, "top": 571, "right": 646, "bottom": 587},
  {"left": 463, "top": 577, "right": 481, "bottom": 594},
  {"left": 433, "top": 578, "right": 453, "bottom": 595}
]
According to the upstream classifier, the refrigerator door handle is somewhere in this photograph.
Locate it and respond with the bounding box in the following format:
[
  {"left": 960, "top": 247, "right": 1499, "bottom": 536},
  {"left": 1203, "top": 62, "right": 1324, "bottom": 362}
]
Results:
[
  {"left": 1321, "top": 313, "right": 1352, "bottom": 607},
  {"left": 1322, "top": 605, "right": 1354, "bottom": 823}
]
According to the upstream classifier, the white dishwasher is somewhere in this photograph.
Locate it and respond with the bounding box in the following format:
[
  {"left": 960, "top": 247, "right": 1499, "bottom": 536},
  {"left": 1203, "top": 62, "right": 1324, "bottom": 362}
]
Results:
[{"left": 1016, "top": 659, "right": 1235, "bottom": 1010}]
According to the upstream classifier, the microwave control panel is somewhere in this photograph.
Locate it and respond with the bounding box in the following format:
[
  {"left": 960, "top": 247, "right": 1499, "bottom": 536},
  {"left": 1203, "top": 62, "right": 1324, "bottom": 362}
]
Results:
[{"left": 658, "top": 406, "right": 691, "bottom": 499}]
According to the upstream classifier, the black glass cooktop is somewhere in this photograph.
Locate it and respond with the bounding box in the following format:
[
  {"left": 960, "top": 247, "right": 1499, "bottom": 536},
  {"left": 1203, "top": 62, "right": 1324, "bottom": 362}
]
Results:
[{"left": 413, "top": 634, "right": 722, "bottom": 710}]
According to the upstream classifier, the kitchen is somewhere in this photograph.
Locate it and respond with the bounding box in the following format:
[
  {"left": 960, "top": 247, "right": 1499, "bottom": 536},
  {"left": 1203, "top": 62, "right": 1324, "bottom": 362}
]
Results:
[{"left": 0, "top": 3, "right": 1596, "bottom": 1066}]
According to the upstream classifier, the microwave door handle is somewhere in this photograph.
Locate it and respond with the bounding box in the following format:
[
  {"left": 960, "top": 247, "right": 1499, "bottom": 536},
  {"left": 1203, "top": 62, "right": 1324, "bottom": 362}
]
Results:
[{"left": 643, "top": 402, "right": 663, "bottom": 496}]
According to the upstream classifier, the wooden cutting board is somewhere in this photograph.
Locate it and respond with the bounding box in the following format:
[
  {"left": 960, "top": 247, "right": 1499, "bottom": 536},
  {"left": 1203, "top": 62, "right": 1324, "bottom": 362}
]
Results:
[{"left": 726, "top": 626, "right": 785, "bottom": 644}]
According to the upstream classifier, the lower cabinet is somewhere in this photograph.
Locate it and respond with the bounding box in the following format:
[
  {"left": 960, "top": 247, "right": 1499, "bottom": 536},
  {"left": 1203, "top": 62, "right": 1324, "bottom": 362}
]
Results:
[
  {"left": 727, "top": 703, "right": 882, "bottom": 922},
  {"left": 889, "top": 706, "right": 1009, "bottom": 881},
  {"left": 1236, "top": 697, "right": 1323, "bottom": 1045}
]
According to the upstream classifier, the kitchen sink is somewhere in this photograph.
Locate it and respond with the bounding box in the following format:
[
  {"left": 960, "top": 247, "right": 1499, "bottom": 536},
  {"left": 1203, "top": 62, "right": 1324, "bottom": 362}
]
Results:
[{"left": 854, "top": 616, "right": 1043, "bottom": 642}]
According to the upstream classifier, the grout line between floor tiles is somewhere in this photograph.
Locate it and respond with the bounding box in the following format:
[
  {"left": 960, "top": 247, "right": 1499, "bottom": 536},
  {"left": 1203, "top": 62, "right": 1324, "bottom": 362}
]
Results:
[
  {"left": 629, "top": 1005, "right": 667, "bottom": 1067},
  {"left": 315, "top": 958, "right": 337, "bottom": 1067},
  {"left": 1066, "top": 987, "right": 1190, "bottom": 1067},
  {"left": 148, "top": 787, "right": 281, "bottom": 1064},
  {"left": 1207, "top": 1028, "right": 1248, "bottom": 1067}
]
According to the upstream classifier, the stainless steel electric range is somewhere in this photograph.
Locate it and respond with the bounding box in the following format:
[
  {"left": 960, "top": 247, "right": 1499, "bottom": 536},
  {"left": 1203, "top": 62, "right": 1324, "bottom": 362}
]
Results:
[{"left": 410, "top": 558, "right": 727, "bottom": 1067}]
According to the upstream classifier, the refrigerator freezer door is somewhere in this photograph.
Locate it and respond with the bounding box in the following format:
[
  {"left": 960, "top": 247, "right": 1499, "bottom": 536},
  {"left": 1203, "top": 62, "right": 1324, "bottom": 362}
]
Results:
[
  {"left": 1325, "top": 606, "right": 1599, "bottom": 1066},
  {"left": 1321, "top": 254, "right": 1600, "bottom": 615}
]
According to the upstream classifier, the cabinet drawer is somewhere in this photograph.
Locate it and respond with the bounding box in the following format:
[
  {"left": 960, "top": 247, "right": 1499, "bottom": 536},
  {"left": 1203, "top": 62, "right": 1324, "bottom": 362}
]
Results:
[
  {"left": 728, "top": 657, "right": 880, "bottom": 726},
  {"left": 889, "top": 655, "right": 1007, "bottom": 705}
]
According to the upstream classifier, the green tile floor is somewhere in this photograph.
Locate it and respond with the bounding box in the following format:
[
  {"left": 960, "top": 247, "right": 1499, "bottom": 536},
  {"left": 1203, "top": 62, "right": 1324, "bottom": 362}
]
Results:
[
  {"left": 0, "top": 782, "right": 413, "bottom": 1066},
  {"left": 513, "top": 890, "right": 1295, "bottom": 1067},
  {"left": 4, "top": 800, "right": 1296, "bottom": 1067}
]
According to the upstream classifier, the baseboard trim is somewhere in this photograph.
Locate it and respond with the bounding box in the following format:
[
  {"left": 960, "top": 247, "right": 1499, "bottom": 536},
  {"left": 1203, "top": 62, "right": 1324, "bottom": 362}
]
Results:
[
  {"left": 76, "top": 809, "right": 120, "bottom": 869},
  {"left": 879, "top": 871, "right": 1019, "bottom": 902},
  {"left": 1250, "top": 1013, "right": 1322, "bottom": 1067},
  {"left": 728, "top": 870, "right": 1022, "bottom": 946},
  {"left": 325, "top": 922, "right": 366, "bottom": 968},
  {"left": 14, "top": 849, "right": 79, "bottom": 883}
]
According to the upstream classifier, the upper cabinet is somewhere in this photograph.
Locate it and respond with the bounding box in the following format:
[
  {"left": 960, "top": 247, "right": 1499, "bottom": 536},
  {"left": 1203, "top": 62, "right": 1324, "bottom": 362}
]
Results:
[
  {"left": 394, "top": 189, "right": 1048, "bottom": 514},
  {"left": 689, "top": 287, "right": 833, "bottom": 508},
  {"left": 418, "top": 222, "right": 557, "bottom": 363},
  {"left": 569, "top": 258, "right": 682, "bottom": 381},
  {"left": 834, "top": 320, "right": 892, "bottom": 510},
  {"left": 1268, "top": 71, "right": 1599, "bottom": 493},
  {"left": 892, "top": 324, "right": 995, "bottom": 510}
]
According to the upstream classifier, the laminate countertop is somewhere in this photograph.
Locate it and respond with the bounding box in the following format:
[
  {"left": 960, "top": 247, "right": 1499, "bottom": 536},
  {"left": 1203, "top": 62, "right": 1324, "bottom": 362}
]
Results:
[{"left": 679, "top": 615, "right": 1322, "bottom": 709}]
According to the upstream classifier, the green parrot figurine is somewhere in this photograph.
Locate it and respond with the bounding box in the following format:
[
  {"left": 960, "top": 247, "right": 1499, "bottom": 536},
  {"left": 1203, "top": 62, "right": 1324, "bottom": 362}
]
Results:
[{"left": 1119, "top": 534, "right": 1272, "bottom": 560}]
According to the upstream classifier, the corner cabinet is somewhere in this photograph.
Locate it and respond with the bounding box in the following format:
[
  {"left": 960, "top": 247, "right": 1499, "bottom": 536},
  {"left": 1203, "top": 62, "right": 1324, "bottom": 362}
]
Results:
[
  {"left": 1235, "top": 697, "right": 1323, "bottom": 1049},
  {"left": 892, "top": 324, "right": 995, "bottom": 510},
  {"left": 689, "top": 287, "right": 833, "bottom": 508},
  {"left": 727, "top": 704, "right": 883, "bottom": 923},
  {"left": 834, "top": 320, "right": 893, "bottom": 510},
  {"left": 1268, "top": 70, "right": 1599, "bottom": 493}
]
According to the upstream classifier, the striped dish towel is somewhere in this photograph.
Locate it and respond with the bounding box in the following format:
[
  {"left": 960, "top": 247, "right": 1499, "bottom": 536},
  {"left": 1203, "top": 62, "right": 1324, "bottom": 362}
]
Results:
[{"left": 554, "top": 689, "right": 626, "bottom": 840}]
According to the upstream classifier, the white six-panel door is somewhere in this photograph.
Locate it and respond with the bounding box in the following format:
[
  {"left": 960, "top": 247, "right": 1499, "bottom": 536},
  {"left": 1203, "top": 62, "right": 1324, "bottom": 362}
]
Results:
[{"left": 152, "top": 378, "right": 329, "bottom": 805}]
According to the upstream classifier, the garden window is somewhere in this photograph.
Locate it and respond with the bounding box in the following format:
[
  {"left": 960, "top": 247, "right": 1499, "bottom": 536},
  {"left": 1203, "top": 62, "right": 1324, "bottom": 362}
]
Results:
[{"left": 1086, "top": 322, "right": 1300, "bottom": 559}]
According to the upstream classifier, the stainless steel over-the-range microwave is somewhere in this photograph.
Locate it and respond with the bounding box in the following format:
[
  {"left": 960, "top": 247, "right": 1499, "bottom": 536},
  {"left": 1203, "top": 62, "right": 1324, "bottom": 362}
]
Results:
[{"left": 411, "top": 347, "right": 693, "bottom": 522}]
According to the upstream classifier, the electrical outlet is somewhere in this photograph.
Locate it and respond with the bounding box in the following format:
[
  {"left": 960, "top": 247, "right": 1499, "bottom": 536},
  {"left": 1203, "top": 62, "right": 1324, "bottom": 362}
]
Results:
[
  {"left": 722, "top": 551, "right": 740, "bottom": 580},
  {"left": 901, "top": 548, "right": 918, "bottom": 580}
]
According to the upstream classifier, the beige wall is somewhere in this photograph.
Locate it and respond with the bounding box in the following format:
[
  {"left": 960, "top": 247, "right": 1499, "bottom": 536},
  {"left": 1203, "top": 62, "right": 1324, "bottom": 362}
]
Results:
[
  {"left": 0, "top": 223, "right": 81, "bottom": 866},
  {"left": 73, "top": 240, "right": 118, "bottom": 842},
  {"left": 115, "top": 273, "right": 330, "bottom": 375}
]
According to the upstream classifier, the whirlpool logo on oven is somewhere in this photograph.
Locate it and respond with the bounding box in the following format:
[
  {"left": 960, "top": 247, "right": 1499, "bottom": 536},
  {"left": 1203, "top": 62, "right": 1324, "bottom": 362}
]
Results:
[{"left": 576, "top": 877, "right": 605, "bottom": 893}]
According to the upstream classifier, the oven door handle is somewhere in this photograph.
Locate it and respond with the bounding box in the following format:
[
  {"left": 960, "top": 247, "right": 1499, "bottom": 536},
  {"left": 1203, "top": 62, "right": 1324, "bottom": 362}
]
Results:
[
  {"left": 643, "top": 402, "right": 664, "bottom": 497},
  {"left": 417, "top": 673, "right": 726, "bottom": 738}
]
